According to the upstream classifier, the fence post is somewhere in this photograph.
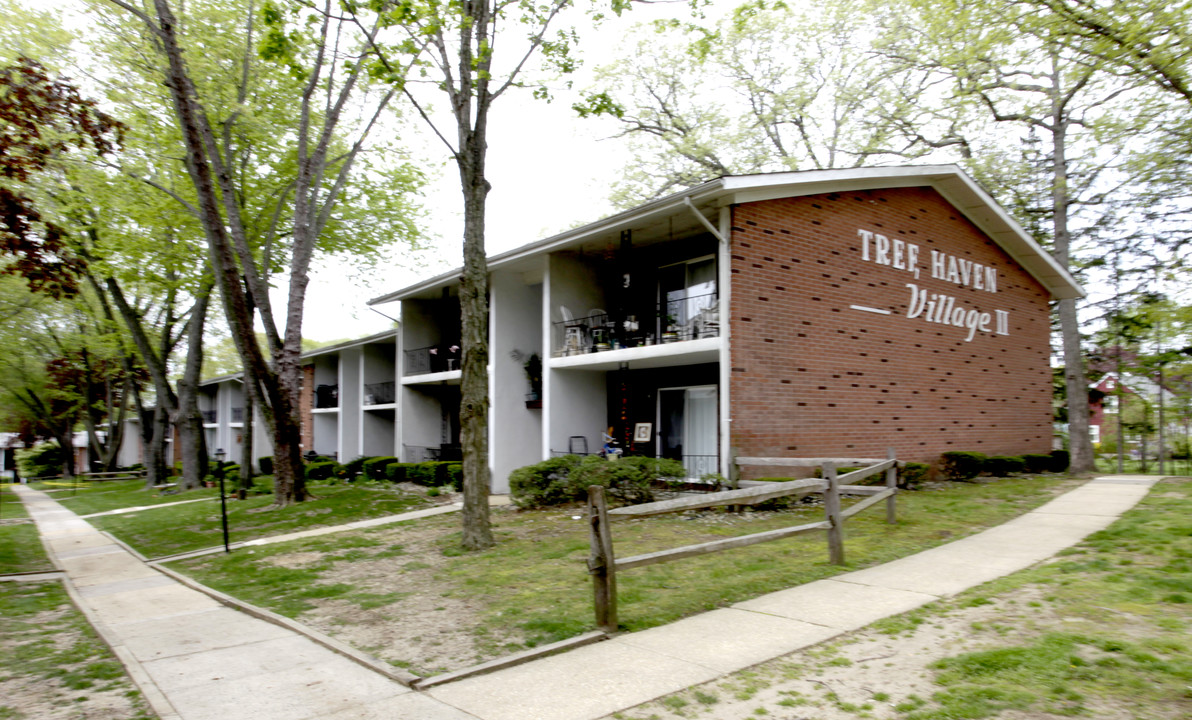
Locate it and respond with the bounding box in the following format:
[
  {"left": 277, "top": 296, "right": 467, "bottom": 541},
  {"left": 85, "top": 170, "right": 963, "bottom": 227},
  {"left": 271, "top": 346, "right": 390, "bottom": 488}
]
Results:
[
  {"left": 587, "top": 485, "right": 618, "bottom": 633},
  {"left": 823, "top": 462, "right": 844, "bottom": 565},
  {"left": 886, "top": 447, "right": 898, "bottom": 524}
]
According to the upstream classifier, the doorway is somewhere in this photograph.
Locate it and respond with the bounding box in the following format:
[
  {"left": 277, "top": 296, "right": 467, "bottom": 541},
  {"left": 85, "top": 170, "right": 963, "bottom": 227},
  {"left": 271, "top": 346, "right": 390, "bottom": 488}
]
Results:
[{"left": 658, "top": 385, "right": 718, "bottom": 479}]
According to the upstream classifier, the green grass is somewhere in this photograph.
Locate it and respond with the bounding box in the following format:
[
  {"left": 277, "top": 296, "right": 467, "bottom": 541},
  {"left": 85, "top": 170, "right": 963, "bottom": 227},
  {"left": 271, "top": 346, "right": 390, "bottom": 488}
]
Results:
[
  {"left": 901, "top": 477, "right": 1192, "bottom": 719},
  {"left": 172, "top": 473, "right": 1082, "bottom": 658},
  {"left": 0, "top": 580, "right": 154, "bottom": 719},
  {"left": 1093, "top": 455, "right": 1192, "bottom": 476},
  {"left": 93, "top": 481, "right": 432, "bottom": 557},
  {"left": 51, "top": 477, "right": 219, "bottom": 515},
  {"left": 0, "top": 523, "right": 53, "bottom": 574},
  {"left": 0, "top": 484, "right": 30, "bottom": 520}
]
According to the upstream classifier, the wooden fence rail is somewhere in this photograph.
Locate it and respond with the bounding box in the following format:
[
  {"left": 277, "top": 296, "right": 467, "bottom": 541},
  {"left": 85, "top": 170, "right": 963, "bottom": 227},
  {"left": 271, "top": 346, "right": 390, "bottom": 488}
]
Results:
[{"left": 587, "top": 449, "right": 899, "bottom": 632}]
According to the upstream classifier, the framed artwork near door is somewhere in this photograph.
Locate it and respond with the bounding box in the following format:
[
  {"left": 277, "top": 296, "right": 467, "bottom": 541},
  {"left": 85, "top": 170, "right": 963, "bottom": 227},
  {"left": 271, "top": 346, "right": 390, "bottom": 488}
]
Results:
[{"left": 634, "top": 422, "right": 653, "bottom": 443}]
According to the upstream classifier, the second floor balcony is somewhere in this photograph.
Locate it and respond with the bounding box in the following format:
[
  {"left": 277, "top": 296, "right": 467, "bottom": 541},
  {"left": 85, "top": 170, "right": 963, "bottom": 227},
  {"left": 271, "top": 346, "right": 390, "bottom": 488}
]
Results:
[
  {"left": 553, "top": 292, "right": 719, "bottom": 357},
  {"left": 404, "top": 344, "right": 461, "bottom": 376},
  {"left": 364, "top": 381, "right": 396, "bottom": 405}
]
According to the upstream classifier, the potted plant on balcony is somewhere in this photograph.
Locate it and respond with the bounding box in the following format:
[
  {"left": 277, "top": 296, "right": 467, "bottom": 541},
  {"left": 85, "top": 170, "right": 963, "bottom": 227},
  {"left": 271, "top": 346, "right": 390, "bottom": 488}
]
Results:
[{"left": 524, "top": 353, "right": 542, "bottom": 408}]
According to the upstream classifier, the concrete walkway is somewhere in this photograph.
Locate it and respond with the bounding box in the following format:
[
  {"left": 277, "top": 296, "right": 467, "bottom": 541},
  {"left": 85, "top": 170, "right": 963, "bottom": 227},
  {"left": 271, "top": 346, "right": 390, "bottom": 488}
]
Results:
[{"left": 14, "top": 475, "right": 1158, "bottom": 720}]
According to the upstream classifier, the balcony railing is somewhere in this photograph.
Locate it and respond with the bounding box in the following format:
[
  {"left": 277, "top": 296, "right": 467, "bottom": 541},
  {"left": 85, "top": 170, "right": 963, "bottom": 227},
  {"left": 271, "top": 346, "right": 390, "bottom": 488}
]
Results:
[
  {"left": 231, "top": 407, "right": 244, "bottom": 423},
  {"left": 553, "top": 292, "right": 719, "bottom": 357},
  {"left": 201, "top": 410, "right": 217, "bottom": 424},
  {"left": 364, "top": 381, "right": 396, "bottom": 405},
  {"left": 404, "top": 344, "right": 461, "bottom": 376},
  {"left": 313, "top": 384, "right": 338, "bottom": 409},
  {"left": 403, "top": 444, "right": 462, "bottom": 461}
]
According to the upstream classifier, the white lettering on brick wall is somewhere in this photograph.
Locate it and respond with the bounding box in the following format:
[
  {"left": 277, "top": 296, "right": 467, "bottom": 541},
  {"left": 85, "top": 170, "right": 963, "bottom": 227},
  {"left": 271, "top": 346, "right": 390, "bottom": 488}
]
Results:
[{"left": 854, "top": 228, "right": 1011, "bottom": 342}]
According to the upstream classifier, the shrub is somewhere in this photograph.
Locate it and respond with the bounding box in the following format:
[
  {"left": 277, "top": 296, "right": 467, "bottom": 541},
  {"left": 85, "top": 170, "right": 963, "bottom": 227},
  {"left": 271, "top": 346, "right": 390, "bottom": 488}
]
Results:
[
  {"left": 361, "top": 456, "right": 396, "bottom": 481},
  {"left": 939, "top": 451, "right": 987, "bottom": 481},
  {"left": 386, "top": 462, "right": 419, "bottom": 483},
  {"left": 984, "top": 455, "right": 1024, "bottom": 477},
  {"left": 899, "top": 462, "right": 930, "bottom": 489},
  {"left": 15, "top": 441, "right": 64, "bottom": 478},
  {"left": 257, "top": 456, "right": 273, "bottom": 475},
  {"left": 1021, "top": 453, "right": 1052, "bottom": 474},
  {"left": 218, "top": 463, "right": 241, "bottom": 479},
  {"left": 570, "top": 455, "right": 688, "bottom": 505},
  {"left": 509, "top": 455, "right": 583, "bottom": 508},
  {"left": 1049, "top": 449, "right": 1070, "bottom": 472},
  {"left": 305, "top": 460, "right": 337, "bottom": 481},
  {"left": 337, "top": 456, "right": 370, "bottom": 481},
  {"left": 402, "top": 462, "right": 459, "bottom": 488}
]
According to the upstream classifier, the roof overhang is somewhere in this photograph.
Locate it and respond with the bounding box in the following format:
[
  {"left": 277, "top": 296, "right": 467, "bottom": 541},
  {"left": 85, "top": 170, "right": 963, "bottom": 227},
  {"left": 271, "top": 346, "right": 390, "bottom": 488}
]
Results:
[{"left": 369, "top": 164, "right": 1083, "bottom": 304}]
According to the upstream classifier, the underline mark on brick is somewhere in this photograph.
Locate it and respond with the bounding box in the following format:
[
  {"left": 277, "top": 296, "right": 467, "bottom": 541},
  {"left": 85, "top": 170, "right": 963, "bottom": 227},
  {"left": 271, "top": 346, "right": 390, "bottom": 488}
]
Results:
[{"left": 849, "top": 305, "right": 892, "bottom": 315}]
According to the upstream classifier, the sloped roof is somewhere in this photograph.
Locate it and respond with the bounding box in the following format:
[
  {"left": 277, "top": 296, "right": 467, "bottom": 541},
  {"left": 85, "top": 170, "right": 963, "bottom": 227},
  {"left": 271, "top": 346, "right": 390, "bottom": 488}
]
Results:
[{"left": 369, "top": 164, "right": 1083, "bottom": 305}]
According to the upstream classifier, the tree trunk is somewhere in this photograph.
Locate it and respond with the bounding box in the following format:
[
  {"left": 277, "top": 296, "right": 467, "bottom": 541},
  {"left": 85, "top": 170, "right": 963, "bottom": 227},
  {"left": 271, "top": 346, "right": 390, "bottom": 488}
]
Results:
[
  {"left": 240, "top": 389, "right": 253, "bottom": 499},
  {"left": 174, "top": 283, "right": 212, "bottom": 491},
  {"left": 458, "top": 135, "right": 493, "bottom": 551},
  {"left": 1049, "top": 90, "right": 1094, "bottom": 474}
]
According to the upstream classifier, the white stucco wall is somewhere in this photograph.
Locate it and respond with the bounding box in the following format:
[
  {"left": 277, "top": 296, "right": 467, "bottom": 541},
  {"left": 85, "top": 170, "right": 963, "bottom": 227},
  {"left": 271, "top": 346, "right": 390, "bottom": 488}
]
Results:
[{"left": 489, "top": 268, "right": 544, "bottom": 493}]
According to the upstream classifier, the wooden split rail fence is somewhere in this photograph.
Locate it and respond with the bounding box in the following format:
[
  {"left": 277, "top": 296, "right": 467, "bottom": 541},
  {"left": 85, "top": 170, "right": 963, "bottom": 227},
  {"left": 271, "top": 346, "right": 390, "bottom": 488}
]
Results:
[{"left": 586, "top": 450, "right": 899, "bottom": 632}]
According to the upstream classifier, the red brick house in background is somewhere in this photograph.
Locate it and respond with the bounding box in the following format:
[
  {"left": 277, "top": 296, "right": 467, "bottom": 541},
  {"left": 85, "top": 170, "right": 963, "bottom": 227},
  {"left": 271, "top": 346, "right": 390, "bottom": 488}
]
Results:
[{"left": 371, "top": 165, "right": 1083, "bottom": 491}]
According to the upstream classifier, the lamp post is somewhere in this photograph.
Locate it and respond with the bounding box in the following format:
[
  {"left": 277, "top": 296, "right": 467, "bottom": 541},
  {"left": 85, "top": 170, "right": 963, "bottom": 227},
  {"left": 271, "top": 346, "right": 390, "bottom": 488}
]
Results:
[{"left": 213, "top": 448, "right": 230, "bottom": 553}]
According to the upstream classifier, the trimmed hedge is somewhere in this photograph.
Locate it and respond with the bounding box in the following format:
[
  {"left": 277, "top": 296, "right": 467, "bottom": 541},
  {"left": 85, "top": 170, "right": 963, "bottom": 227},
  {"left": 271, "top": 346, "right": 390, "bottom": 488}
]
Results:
[
  {"left": 361, "top": 456, "right": 397, "bottom": 481},
  {"left": 257, "top": 456, "right": 273, "bottom": 475},
  {"left": 387, "top": 461, "right": 462, "bottom": 488},
  {"left": 1022, "top": 453, "right": 1052, "bottom": 474},
  {"left": 899, "top": 462, "right": 930, "bottom": 489},
  {"left": 337, "top": 456, "right": 371, "bottom": 481},
  {"left": 508, "top": 455, "right": 686, "bottom": 508},
  {"left": 984, "top": 455, "right": 1025, "bottom": 477},
  {"left": 939, "top": 451, "right": 987, "bottom": 481},
  {"left": 509, "top": 456, "right": 583, "bottom": 507},
  {"left": 305, "top": 460, "right": 337, "bottom": 480},
  {"left": 1050, "top": 449, "right": 1070, "bottom": 472}
]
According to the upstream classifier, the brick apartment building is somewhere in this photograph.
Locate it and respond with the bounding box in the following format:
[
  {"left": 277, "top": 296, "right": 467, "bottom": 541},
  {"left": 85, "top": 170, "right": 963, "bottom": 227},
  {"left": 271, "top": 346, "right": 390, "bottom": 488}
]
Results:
[{"left": 369, "top": 165, "right": 1082, "bottom": 491}]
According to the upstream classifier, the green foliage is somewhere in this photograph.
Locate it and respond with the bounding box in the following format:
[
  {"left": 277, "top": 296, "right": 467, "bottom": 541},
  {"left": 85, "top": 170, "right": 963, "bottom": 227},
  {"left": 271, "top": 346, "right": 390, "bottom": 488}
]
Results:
[
  {"left": 984, "top": 456, "right": 1025, "bottom": 477},
  {"left": 1021, "top": 453, "right": 1052, "bottom": 474},
  {"left": 1050, "top": 450, "right": 1071, "bottom": 472},
  {"left": 361, "top": 456, "right": 396, "bottom": 481},
  {"left": 304, "top": 460, "right": 337, "bottom": 481},
  {"left": 509, "top": 455, "right": 584, "bottom": 508},
  {"left": 569, "top": 455, "right": 688, "bottom": 505},
  {"left": 337, "top": 455, "right": 370, "bottom": 481},
  {"left": 940, "top": 452, "right": 987, "bottom": 481},
  {"left": 15, "top": 441, "right": 63, "bottom": 478},
  {"left": 900, "top": 462, "right": 930, "bottom": 489}
]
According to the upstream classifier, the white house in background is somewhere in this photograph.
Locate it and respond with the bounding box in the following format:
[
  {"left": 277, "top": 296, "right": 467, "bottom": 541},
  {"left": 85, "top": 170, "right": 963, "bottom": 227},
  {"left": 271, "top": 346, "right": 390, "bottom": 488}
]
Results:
[{"left": 196, "top": 327, "right": 400, "bottom": 469}]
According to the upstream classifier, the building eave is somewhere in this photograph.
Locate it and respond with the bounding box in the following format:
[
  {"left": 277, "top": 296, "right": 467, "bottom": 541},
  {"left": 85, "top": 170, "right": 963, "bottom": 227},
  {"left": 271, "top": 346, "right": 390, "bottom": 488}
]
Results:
[{"left": 368, "top": 164, "right": 1083, "bottom": 304}]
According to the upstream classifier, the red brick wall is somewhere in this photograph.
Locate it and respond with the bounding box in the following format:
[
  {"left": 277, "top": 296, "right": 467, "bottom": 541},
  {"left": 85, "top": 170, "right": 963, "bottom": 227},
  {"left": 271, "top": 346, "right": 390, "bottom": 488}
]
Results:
[
  {"left": 728, "top": 186, "right": 1053, "bottom": 469},
  {"left": 300, "top": 364, "right": 314, "bottom": 452}
]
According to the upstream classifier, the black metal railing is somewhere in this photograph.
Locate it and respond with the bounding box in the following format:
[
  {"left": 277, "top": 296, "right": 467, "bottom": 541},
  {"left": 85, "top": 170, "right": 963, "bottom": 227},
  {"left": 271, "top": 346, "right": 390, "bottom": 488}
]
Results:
[
  {"left": 231, "top": 407, "right": 244, "bottom": 423},
  {"left": 403, "top": 444, "right": 463, "bottom": 462},
  {"left": 364, "top": 381, "right": 396, "bottom": 405},
  {"left": 553, "top": 292, "right": 719, "bottom": 357},
  {"left": 201, "top": 410, "right": 217, "bottom": 424},
  {"left": 314, "top": 384, "right": 338, "bottom": 409},
  {"left": 404, "top": 344, "right": 461, "bottom": 376}
]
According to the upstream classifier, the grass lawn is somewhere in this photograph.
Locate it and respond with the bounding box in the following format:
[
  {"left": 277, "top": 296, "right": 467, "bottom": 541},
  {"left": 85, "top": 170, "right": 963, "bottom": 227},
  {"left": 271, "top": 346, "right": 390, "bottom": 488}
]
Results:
[
  {"left": 92, "top": 481, "right": 436, "bottom": 558},
  {"left": 0, "top": 523, "right": 53, "bottom": 574},
  {"left": 170, "top": 473, "right": 1085, "bottom": 675},
  {"left": 52, "top": 477, "right": 219, "bottom": 516},
  {"left": 1, "top": 483, "right": 30, "bottom": 520},
  {"left": 611, "top": 476, "right": 1192, "bottom": 720},
  {"left": 1094, "top": 454, "right": 1192, "bottom": 476},
  {"left": 0, "top": 580, "right": 155, "bottom": 719}
]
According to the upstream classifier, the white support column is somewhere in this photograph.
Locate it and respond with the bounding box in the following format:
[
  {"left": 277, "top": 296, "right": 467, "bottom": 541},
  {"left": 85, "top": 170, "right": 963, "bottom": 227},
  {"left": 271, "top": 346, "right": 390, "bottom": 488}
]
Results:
[{"left": 718, "top": 205, "right": 733, "bottom": 479}]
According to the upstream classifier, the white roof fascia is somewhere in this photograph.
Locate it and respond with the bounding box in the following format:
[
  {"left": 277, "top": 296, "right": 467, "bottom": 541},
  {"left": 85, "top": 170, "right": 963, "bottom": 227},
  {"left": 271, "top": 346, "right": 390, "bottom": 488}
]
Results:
[{"left": 370, "top": 165, "right": 1083, "bottom": 304}]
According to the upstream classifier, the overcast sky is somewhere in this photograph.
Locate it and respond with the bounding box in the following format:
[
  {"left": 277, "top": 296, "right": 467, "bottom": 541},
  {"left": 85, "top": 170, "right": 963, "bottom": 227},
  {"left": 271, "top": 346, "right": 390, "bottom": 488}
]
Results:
[{"left": 296, "top": 2, "right": 704, "bottom": 341}]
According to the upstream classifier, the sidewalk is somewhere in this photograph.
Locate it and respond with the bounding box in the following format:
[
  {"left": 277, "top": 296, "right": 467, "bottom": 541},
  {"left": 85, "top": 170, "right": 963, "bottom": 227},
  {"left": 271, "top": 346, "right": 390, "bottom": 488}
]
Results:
[{"left": 15, "top": 475, "right": 1158, "bottom": 720}]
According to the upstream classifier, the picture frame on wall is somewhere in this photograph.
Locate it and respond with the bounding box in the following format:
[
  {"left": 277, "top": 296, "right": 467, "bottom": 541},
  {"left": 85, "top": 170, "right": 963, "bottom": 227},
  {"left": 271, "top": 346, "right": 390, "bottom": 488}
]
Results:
[{"left": 633, "top": 422, "right": 653, "bottom": 443}]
